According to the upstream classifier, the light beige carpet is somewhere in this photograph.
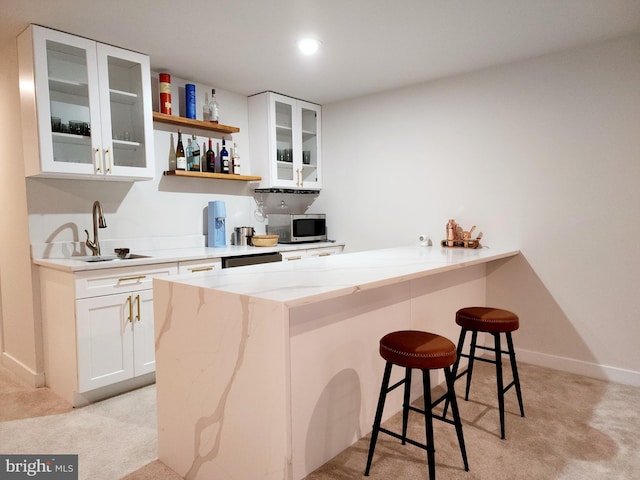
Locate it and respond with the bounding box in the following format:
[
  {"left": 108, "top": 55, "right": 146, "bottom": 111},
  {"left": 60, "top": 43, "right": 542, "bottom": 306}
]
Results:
[
  {"left": 2, "top": 361, "right": 639, "bottom": 479},
  {"left": 306, "top": 362, "right": 640, "bottom": 479}
]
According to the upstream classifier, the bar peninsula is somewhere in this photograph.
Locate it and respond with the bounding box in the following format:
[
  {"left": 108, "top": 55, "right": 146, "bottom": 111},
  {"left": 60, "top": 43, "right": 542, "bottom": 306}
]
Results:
[{"left": 152, "top": 244, "right": 519, "bottom": 479}]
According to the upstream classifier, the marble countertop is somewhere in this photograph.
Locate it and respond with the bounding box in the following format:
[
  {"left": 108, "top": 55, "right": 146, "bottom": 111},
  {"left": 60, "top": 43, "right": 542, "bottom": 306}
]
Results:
[
  {"left": 160, "top": 244, "right": 520, "bottom": 307},
  {"left": 33, "top": 241, "right": 344, "bottom": 272}
]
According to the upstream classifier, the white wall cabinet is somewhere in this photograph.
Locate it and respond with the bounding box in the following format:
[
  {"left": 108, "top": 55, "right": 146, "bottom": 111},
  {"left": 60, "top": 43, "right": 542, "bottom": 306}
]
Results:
[
  {"left": 39, "top": 262, "right": 177, "bottom": 406},
  {"left": 18, "top": 25, "right": 155, "bottom": 180},
  {"left": 249, "top": 92, "right": 322, "bottom": 190}
]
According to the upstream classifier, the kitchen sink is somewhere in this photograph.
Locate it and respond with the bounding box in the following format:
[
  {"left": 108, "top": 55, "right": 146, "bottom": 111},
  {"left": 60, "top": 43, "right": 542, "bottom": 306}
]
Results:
[{"left": 74, "top": 254, "right": 152, "bottom": 262}]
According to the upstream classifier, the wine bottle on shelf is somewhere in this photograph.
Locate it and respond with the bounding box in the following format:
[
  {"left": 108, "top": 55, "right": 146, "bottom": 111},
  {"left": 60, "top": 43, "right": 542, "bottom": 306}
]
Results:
[
  {"left": 208, "top": 89, "right": 219, "bottom": 123},
  {"left": 168, "top": 133, "right": 176, "bottom": 170},
  {"left": 191, "top": 135, "right": 201, "bottom": 171},
  {"left": 206, "top": 138, "right": 215, "bottom": 172},
  {"left": 176, "top": 129, "right": 186, "bottom": 171},
  {"left": 220, "top": 138, "right": 230, "bottom": 174},
  {"left": 231, "top": 142, "right": 240, "bottom": 174},
  {"left": 186, "top": 137, "right": 193, "bottom": 171},
  {"left": 201, "top": 141, "right": 207, "bottom": 171}
]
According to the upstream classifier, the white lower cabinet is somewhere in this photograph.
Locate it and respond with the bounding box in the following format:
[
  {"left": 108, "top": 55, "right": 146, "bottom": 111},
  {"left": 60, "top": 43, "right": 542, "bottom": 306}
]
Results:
[
  {"left": 38, "top": 262, "right": 177, "bottom": 406},
  {"left": 76, "top": 289, "right": 155, "bottom": 392}
]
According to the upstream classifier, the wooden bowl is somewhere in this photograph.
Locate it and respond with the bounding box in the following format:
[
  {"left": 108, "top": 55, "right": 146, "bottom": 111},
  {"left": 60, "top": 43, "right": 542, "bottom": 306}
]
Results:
[{"left": 251, "top": 235, "right": 279, "bottom": 247}]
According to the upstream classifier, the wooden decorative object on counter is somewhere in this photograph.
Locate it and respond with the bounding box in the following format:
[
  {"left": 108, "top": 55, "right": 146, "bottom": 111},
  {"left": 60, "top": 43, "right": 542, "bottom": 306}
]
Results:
[{"left": 442, "top": 219, "right": 483, "bottom": 248}]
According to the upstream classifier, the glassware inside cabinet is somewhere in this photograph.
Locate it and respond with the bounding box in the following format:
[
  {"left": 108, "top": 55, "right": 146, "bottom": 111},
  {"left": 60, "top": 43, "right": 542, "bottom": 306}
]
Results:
[
  {"left": 301, "top": 107, "right": 318, "bottom": 184},
  {"left": 275, "top": 100, "right": 294, "bottom": 182},
  {"left": 105, "top": 55, "right": 146, "bottom": 169},
  {"left": 47, "top": 39, "right": 93, "bottom": 165}
]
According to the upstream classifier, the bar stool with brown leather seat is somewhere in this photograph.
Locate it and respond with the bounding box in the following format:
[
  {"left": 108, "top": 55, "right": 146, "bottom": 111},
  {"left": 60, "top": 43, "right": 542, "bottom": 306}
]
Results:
[
  {"left": 446, "top": 307, "right": 525, "bottom": 439},
  {"left": 365, "top": 330, "right": 469, "bottom": 480}
]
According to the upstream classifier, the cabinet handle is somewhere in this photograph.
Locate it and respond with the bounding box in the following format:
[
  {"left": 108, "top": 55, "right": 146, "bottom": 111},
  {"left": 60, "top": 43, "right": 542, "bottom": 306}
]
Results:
[
  {"left": 94, "top": 147, "right": 102, "bottom": 173},
  {"left": 318, "top": 252, "right": 331, "bottom": 257},
  {"left": 127, "top": 295, "right": 133, "bottom": 323},
  {"left": 118, "top": 275, "right": 147, "bottom": 283},
  {"left": 105, "top": 148, "right": 112, "bottom": 173},
  {"left": 135, "top": 294, "right": 141, "bottom": 322},
  {"left": 286, "top": 256, "right": 302, "bottom": 261},
  {"left": 296, "top": 168, "right": 302, "bottom": 187},
  {"left": 190, "top": 266, "right": 214, "bottom": 272}
]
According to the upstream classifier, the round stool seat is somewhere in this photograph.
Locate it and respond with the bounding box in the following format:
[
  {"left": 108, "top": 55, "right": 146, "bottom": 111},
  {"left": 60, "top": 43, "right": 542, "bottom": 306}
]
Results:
[
  {"left": 456, "top": 307, "right": 519, "bottom": 333},
  {"left": 380, "top": 330, "right": 456, "bottom": 370}
]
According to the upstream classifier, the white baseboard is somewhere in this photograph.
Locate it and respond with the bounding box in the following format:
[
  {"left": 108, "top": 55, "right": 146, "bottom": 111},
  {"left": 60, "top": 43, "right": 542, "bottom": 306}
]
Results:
[
  {"left": 1, "top": 352, "right": 45, "bottom": 387},
  {"left": 517, "top": 348, "right": 640, "bottom": 387}
]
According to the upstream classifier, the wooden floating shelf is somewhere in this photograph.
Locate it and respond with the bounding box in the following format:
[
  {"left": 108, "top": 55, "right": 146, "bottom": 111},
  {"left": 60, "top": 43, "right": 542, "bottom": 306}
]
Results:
[
  {"left": 163, "top": 170, "right": 261, "bottom": 182},
  {"left": 152, "top": 112, "right": 240, "bottom": 134}
]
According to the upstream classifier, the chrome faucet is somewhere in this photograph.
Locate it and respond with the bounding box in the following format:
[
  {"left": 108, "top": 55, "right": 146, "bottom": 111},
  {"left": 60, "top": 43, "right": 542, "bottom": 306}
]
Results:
[{"left": 85, "top": 201, "right": 107, "bottom": 256}]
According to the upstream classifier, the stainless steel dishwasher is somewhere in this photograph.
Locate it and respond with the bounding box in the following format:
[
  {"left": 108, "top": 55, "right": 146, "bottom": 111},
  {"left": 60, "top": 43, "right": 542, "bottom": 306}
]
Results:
[{"left": 221, "top": 252, "right": 282, "bottom": 268}]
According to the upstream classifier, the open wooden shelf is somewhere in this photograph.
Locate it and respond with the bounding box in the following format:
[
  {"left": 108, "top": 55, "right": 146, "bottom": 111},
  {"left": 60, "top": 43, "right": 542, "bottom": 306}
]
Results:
[
  {"left": 163, "top": 170, "right": 261, "bottom": 182},
  {"left": 152, "top": 112, "right": 240, "bottom": 134}
]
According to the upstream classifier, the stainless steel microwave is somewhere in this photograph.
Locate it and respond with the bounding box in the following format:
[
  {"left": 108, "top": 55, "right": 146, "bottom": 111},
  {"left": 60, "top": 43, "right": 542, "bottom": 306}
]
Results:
[{"left": 266, "top": 214, "right": 327, "bottom": 243}]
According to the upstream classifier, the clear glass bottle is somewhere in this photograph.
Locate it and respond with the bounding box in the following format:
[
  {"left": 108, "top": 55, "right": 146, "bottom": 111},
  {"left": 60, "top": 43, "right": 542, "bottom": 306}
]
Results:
[
  {"left": 186, "top": 137, "right": 193, "bottom": 171},
  {"left": 208, "top": 88, "right": 219, "bottom": 123},
  {"left": 190, "top": 135, "right": 200, "bottom": 171},
  {"left": 202, "top": 90, "right": 210, "bottom": 121},
  {"left": 168, "top": 133, "right": 176, "bottom": 171},
  {"left": 231, "top": 142, "right": 240, "bottom": 174}
]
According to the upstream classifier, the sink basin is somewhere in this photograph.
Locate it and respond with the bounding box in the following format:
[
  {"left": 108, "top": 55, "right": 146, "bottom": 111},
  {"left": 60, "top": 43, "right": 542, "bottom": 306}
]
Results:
[{"left": 73, "top": 254, "right": 152, "bottom": 262}]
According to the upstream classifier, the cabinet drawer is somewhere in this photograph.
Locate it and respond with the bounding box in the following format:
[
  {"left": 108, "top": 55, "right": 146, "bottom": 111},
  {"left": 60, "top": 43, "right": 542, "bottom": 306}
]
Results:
[
  {"left": 75, "top": 262, "right": 178, "bottom": 298},
  {"left": 307, "top": 246, "right": 343, "bottom": 257},
  {"left": 281, "top": 250, "right": 307, "bottom": 261},
  {"left": 178, "top": 258, "right": 222, "bottom": 275}
]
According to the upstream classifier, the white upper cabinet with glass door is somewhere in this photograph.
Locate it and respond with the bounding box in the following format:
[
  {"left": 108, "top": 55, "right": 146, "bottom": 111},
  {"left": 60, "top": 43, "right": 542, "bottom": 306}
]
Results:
[
  {"left": 249, "top": 92, "right": 322, "bottom": 190},
  {"left": 18, "top": 25, "right": 154, "bottom": 180}
]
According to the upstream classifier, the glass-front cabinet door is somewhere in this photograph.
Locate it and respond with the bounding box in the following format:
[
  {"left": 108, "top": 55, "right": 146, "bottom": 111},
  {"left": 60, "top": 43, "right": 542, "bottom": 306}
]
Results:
[
  {"left": 97, "top": 44, "right": 154, "bottom": 178},
  {"left": 18, "top": 25, "right": 154, "bottom": 180},
  {"left": 249, "top": 91, "right": 322, "bottom": 190}
]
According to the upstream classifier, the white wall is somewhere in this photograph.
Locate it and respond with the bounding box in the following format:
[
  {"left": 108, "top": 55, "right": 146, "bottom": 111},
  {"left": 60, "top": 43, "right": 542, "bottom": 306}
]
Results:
[
  {"left": 315, "top": 35, "right": 640, "bottom": 384},
  {"left": 0, "top": 39, "right": 43, "bottom": 384}
]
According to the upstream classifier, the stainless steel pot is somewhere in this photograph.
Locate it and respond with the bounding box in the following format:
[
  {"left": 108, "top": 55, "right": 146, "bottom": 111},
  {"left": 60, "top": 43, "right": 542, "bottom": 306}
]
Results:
[{"left": 233, "top": 226, "right": 254, "bottom": 246}]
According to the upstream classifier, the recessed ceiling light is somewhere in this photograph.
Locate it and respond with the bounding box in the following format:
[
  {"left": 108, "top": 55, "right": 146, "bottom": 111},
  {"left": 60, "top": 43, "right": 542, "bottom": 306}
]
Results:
[{"left": 298, "top": 38, "right": 321, "bottom": 55}]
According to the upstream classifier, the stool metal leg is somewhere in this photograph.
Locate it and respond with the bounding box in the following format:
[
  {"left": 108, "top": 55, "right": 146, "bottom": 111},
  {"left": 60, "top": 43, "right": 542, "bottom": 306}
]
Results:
[
  {"left": 365, "top": 361, "right": 393, "bottom": 476},
  {"left": 444, "top": 366, "right": 469, "bottom": 472},
  {"left": 506, "top": 332, "right": 525, "bottom": 418},
  {"left": 421, "top": 369, "right": 436, "bottom": 480},
  {"left": 464, "top": 330, "right": 478, "bottom": 401},
  {"left": 401, "top": 368, "right": 412, "bottom": 445},
  {"left": 494, "top": 333, "right": 506, "bottom": 439},
  {"left": 442, "top": 327, "right": 467, "bottom": 418}
]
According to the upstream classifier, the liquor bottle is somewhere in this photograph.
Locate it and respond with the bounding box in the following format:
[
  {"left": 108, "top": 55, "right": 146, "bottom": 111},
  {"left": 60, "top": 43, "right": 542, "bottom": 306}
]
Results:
[
  {"left": 186, "top": 137, "right": 193, "bottom": 171},
  {"left": 191, "top": 135, "right": 201, "bottom": 171},
  {"left": 176, "top": 129, "right": 186, "bottom": 170},
  {"left": 231, "top": 142, "right": 240, "bottom": 174},
  {"left": 168, "top": 133, "right": 176, "bottom": 171},
  {"left": 206, "top": 138, "right": 215, "bottom": 172},
  {"left": 209, "top": 89, "right": 219, "bottom": 123},
  {"left": 202, "top": 91, "right": 210, "bottom": 122},
  {"left": 202, "top": 141, "right": 207, "bottom": 171},
  {"left": 220, "top": 138, "right": 230, "bottom": 174}
]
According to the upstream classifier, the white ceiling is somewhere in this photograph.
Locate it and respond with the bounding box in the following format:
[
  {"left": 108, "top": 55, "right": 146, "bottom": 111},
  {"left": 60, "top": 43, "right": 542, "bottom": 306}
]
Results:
[{"left": 1, "top": 0, "right": 640, "bottom": 104}]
